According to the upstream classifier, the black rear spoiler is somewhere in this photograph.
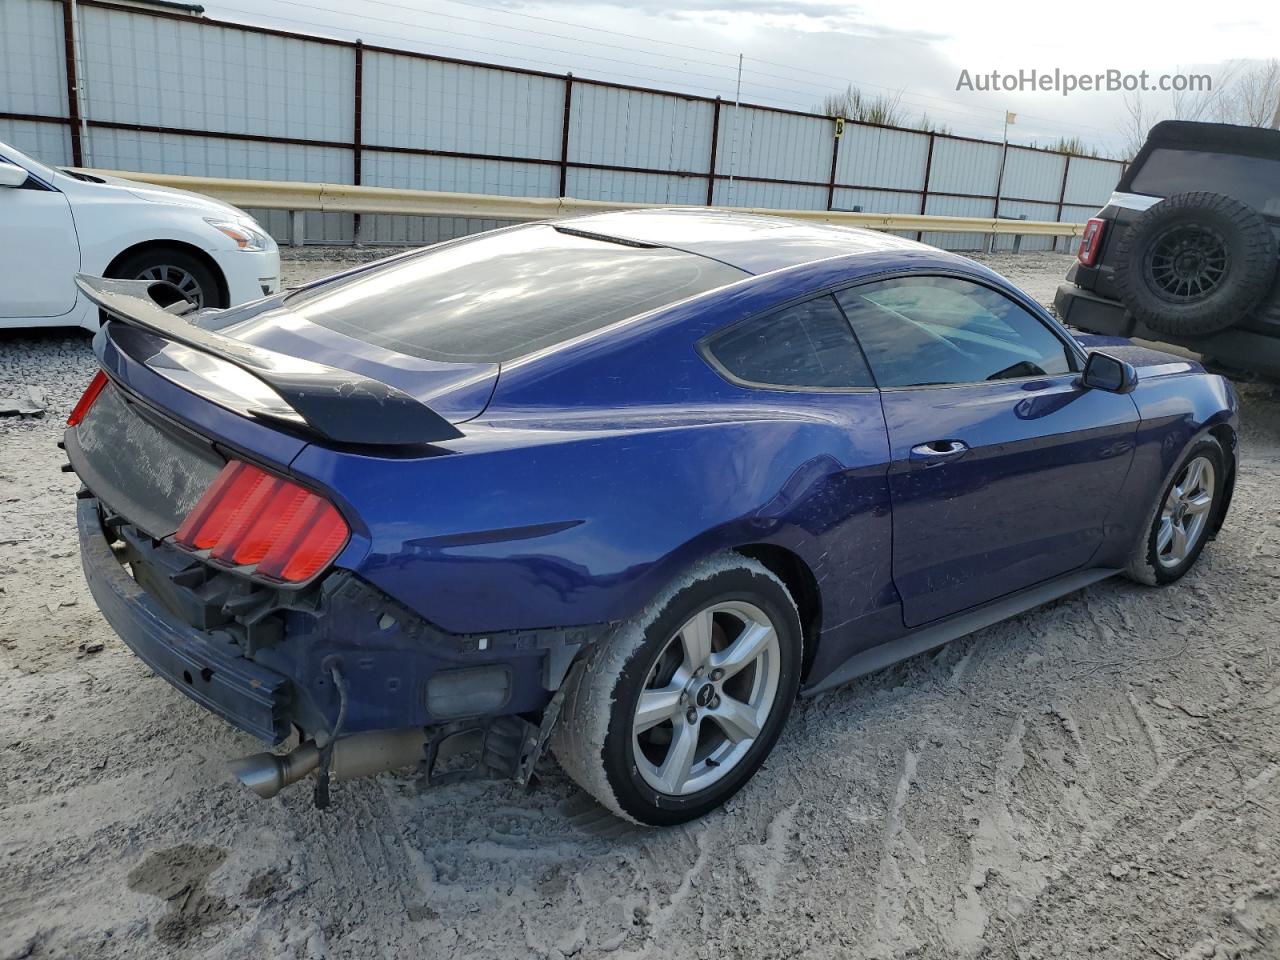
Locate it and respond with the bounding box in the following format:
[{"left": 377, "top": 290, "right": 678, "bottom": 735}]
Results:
[{"left": 76, "top": 275, "right": 463, "bottom": 446}]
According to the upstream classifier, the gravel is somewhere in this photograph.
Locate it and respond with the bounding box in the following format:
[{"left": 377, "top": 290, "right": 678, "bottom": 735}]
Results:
[{"left": 4, "top": 250, "right": 1280, "bottom": 960}]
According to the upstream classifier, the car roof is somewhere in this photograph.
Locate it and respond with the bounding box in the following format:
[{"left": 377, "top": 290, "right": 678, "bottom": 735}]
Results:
[
  {"left": 1141, "top": 120, "right": 1280, "bottom": 159},
  {"left": 560, "top": 208, "right": 929, "bottom": 275}
]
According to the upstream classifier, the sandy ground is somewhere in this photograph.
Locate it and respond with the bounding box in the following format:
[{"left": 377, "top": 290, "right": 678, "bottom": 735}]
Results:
[{"left": 3, "top": 250, "right": 1280, "bottom": 960}]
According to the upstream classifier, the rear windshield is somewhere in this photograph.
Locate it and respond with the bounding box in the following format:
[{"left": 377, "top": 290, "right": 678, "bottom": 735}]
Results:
[
  {"left": 284, "top": 224, "right": 749, "bottom": 363},
  {"left": 1130, "top": 149, "right": 1280, "bottom": 216}
]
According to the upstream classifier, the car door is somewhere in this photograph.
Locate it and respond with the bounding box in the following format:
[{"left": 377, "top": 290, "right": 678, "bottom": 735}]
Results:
[
  {"left": 834, "top": 274, "right": 1140, "bottom": 628},
  {"left": 701, "top": 293, "right": 898, "bottom": 672},
  {"left": 0, "top": 156, "right": 80, "bottom": 318}
]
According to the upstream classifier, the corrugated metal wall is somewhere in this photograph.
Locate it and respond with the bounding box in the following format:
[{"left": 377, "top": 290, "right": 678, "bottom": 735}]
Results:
[
  {"left": 1064, "top": 157, "right": 1125, "bottom": 206},
  {"left": 0, "top": 0, "right": 72, "bottom": 164},
  {"left": 835, "top": 125, "right": 929, "bottom": 192},
  {"left": 1, "top": 0, "right": 67, "bottom": 118},
  {"left": 0, "top": 118, "right": 72, "bottom": 163},
  {"left": 363, "top": 54, "right": 563, "bottom": 159},
  {"left": 570, "top": 85, "right": 714, "bottom": 173},
  {"left": 0, "top": 0, "right": 1127, "bottom": 250},
  {"left": 78, "top": 6, "right": 354, "bottom": 141},
  {"left": 717, "top": 107, "right": 833, "bottom": 183},
  {"left": 927, "top": 138, "right": 1002, "bottom": 197}
]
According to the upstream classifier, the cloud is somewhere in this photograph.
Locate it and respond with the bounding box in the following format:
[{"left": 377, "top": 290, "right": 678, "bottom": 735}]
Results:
[{"left": 534, "top": 0, "right": 950, "bottom": 42}]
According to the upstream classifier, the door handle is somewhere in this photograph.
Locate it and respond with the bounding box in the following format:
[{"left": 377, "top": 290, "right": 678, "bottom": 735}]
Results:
[{"left": 909, "top": 439, "right": 969, "bottom": 463}]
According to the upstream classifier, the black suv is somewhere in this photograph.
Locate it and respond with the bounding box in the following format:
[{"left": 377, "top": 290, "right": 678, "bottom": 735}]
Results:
[{"left": 1055, "top": 120, "right": 1280, "bottom": 378}]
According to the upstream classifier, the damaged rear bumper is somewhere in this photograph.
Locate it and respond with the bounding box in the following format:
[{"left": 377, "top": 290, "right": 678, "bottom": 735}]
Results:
[
  {"left": 77, "top": 495, "right": 291, "bottom": 743},
  {"left": 76, "top": 493, "right": 605, "bottom": 798}
]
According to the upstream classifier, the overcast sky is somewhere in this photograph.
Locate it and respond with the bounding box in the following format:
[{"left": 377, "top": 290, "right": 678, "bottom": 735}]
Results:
[{"left": 205, "top": 0, "right": 1278, "bottom": 156}]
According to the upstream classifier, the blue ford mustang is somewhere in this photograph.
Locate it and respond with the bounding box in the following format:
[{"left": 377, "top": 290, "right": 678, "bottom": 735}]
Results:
[{"left": 68, "top": 209, "right": 1238, "bottom": 825}]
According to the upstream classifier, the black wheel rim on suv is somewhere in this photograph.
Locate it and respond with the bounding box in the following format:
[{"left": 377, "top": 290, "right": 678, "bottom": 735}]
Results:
[{"left": 1144, "top": 223, "right": 1230, "bottom": 303}]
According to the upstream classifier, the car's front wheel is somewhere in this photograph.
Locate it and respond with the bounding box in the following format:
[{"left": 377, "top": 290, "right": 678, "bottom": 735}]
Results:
[
  {"left": 551, "top": 555, "right": 802, "bottom": 825},
  {"left": 109, "top": 247, "right": 225, "bottom": 310},
  {"left": 1126, "top": 436, "right": 1226, "bottom": 585}
]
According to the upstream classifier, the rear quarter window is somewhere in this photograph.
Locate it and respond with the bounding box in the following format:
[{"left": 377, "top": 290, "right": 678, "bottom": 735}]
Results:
[
  {"left": 1130, "top": 149, "right": 1280, "bottom": 216},
  {"left": 704, "top": 295, "right": 874, "bottom": 389},
  {"left": 283, "top": 224, "right": 748, "bottom": 363}
]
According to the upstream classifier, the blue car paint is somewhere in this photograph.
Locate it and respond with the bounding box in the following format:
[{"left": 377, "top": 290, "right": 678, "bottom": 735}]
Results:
[
  {"left": 83, "top": 216, "right": 1239, "bottom": 743},
  {"left": 880, "top": 375, "right": 1141, "bottom": 626},
  {"left": 285, "top": 250, "right": 1233, "bottom": 689}
]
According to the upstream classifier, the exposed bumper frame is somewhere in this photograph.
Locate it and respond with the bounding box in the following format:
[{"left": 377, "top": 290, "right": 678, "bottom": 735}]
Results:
[{"left": 77, "top": 495, "right": 292, "bottom": 743}]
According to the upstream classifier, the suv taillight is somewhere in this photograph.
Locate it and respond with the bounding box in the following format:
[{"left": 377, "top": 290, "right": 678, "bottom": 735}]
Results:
[
  {"left": 67, "top": 371, "right": 108, "bottom": 426},
  {"left": 175, "top": 460, "right": 349, "bottom": 583},
  {"left": 1077, "top": 218, "right": 1106, "bottom": 266}
]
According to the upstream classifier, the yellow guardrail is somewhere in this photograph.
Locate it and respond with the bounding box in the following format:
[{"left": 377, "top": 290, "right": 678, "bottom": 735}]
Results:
[{"left": 79, "top": 168, "right": 1086, "bottom": 238}]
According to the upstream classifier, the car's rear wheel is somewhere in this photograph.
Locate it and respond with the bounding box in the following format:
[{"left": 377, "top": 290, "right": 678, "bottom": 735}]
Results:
[
  {"left": 1126, "top": 436, "right": 1225, "bottom": 585},
  {"left": 1114, "top": 192, "right": 1276, "bottom": 338},
  {"left": 109, "top": 247, "right": 226, "bottom": 310},
  {"left": 551, "top": 555, "right": 801, "bottom": 825}
]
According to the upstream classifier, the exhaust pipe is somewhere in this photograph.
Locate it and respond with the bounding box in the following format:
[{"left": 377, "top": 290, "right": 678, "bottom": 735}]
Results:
[{"left": 229, "top": 728, "right": 429, "bottom": 799}]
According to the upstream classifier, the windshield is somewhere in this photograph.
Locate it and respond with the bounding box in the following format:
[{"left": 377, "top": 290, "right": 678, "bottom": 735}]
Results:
[
  {"left": 284, "top": 224, "right": 749, "bottom": 363},
  {"left": 0, "top": 140, "right": 59, "bottom": 184}
]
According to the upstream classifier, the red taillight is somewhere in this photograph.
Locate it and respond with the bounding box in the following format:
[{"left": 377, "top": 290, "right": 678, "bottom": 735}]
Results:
[
  {"left": 1077, "top": 217, "right": 1106, "bottom": 266},
  {"left": 67, "top": 371, "right": 109, "bottom": 426},
  {"left": 175, "top": 460, "right": 349, "bottom": 583}
]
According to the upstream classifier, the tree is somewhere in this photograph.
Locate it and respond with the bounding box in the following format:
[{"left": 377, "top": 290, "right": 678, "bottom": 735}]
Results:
[
  {"left": 1119, "top": 90, "right": 1155, "bottom": 161},
  {"left": 1118, "top": 59, "right": 1280, "bottom": 159},
  {"left": 1222, "top": 59, "right": 1280, "bottom": 127}
]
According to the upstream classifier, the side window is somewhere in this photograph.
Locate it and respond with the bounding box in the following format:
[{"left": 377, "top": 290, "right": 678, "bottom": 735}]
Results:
[
  {"left": 834, "top": 277, "right": 1073, "bottom": 388},
  {"left": 705, "top": 295, "right": 873, "bottom": 389}
]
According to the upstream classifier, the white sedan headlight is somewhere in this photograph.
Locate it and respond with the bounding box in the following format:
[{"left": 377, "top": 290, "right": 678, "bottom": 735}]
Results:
[{"left": 206, "top": 217, "right": 272, "bottom": 252}]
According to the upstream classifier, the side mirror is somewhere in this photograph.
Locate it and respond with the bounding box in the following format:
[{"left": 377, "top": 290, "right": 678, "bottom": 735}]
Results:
[
  {"left": 1081, "top": 351, "right": 1138, "bottom": 394},
  {"left": 0, "top": 161, "right": 30, "bottom": 188}
]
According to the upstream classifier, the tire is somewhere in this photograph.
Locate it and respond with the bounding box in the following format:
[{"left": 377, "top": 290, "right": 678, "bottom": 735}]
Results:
[
  {"left": 1114, "top": 192, "right": 1276, "bottom": 338},
  {"left": 550, "top": 554, "right": 802, "bottom": 826},
  {"left": 1125, "top": 436, "right": 1225, "bottom": 586},
  {"left": 108, "top": 247, "right": 226, "bottom": 310}
]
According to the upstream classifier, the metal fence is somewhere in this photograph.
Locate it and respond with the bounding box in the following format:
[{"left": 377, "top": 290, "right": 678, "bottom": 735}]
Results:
[{"left": 0, "top": 0, "right": 1126, "bottom": 250}]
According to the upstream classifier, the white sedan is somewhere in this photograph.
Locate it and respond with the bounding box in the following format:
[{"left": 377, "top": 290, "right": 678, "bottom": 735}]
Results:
[{"left": 0, "top": 140, "right": 280, "bottom": 331}]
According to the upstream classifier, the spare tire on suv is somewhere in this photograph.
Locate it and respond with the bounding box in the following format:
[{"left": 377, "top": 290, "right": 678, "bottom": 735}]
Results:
[{"left": 1114, "top": 191, "right": 1277, "bottom": 337}]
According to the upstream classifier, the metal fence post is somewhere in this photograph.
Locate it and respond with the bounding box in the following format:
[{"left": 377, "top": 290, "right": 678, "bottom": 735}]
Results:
[
  {"left": 706, "top": 97, "right": 721, "bottom": 206},
  {"left": 1053, "top": 154, "right": 1071, "bottom": 253},
  {"left": 826, "top": 117, "right": 842, "bottom": 211},
  {"left": 990, "top": 142, "right": 1010, "bottom": 254},
  {"left": 916, "top": 133, "right": 934, "bottom": 243},
  {"left": 61, "top": 0, "right": 84, "bottom": 167},
  {"left": 1013, "top": 214, "right": 1028, "bottom": 253},
  {"left": 290, "top": 210, "right": 305, "bottom": 247},
  {"left": 352, "top": 39, "right": 364, "bottom": 244},
  {"left": 559, "top": 72, "right": 573, "bottom": 198}
]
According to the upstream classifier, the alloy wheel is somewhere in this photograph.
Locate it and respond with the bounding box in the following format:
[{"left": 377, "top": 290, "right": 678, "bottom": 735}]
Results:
[
  {"left": 1145, "top": 224, "right": 1229, "bottom": 303},
  {"left": 631, "top": 600, "right": 781, "bottom": 796},
  {"left": 1157, "top": 455, "right": 1215, "bottom": 568},
  {"left": 136, "top": 264, "right": 205, "bottom": 308}
]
